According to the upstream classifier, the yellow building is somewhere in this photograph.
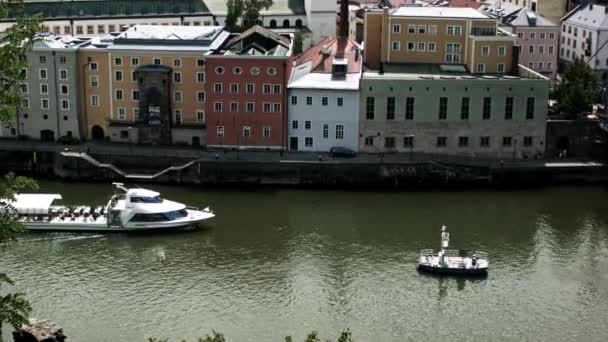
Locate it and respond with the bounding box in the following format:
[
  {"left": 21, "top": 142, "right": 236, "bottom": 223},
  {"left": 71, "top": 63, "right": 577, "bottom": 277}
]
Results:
[{"left": 364, "top": 7, "right": 517, "bottom": 74}]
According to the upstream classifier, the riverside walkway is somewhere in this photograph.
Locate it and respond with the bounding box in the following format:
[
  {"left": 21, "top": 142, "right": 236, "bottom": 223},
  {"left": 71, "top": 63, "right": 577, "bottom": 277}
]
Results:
[{"left": 0, "top": 139, "right": 604, "bottom": 180}]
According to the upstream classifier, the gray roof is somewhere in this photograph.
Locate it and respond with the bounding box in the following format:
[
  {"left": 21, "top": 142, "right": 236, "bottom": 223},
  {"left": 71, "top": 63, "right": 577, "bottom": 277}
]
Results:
[
  {"left": 563, "top": 3, "right": 608, "bottom": 29},
  {"left": 2, "top": 0, "right": 210, "bottom": 21},
  {"left": 507, "top": 9, "right": 557, "bottom": 27},
  {"left": 204, "top": 0, "right": 306, "bottom": 16}
]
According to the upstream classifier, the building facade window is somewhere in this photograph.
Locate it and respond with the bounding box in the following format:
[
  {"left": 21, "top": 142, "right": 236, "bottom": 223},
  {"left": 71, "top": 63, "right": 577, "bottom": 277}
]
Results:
[
  {"left": 385, "top": 137, "right": 395, "bottom": 148},
  {"left": 323, "top": 124, "right": 328, "bottom": 138},
  {"left": 174, "top": 110, "right": 182, "bottom": 125},
  {"left": 436, "top": 136, "right": 447, "bottom": 147},
  {"left": 365, "top": 97, "right": 375, "bottom": 120},
  {"left": 392, "top": 24, "right": 401, "bottom": 33},
  {"left": 406, "top": 97, "right": 414, "bottom": 120},
  {"left": 247, "top": 102, "right": 254, "bottom": 112},
  {"left": 364, "top": 136, "right": 374, "bottom": 146},
  {"left": 39, "top": 69, "right": 47, "bottom": 79},
  {"left": 458, "top": 136, "right": 469, "bottom": 147},
  {"left": 117, "top": 108, "right": 125, "bottom": 120},
  {"left": 291, "top": 96, "right": 297, "bottom": 105},
  {"left": 483, "top": 97, "right": 491, "bottom": 120},
  {"left": 197, "top": 92, "right": 205, "bottom": 103},
  {"left": 115, "top": 70, "right": 123, "bottom": 81},
  {"left": 61, "top": 99, "right": 69, "bottom": 110},
  {"left": 231, "top": 83, "right": 238, "bottom": 94},
  {"left": 242, "top": 126, "right": 251, "bottom": 137},
  {"left": 214, "top": 102, "right": 222, "bottom": 112},
  {"left": 273, "top": 84, "right": 281, "bottom": 94},
  {"left": 217, "top": 126, "right": 224, "bottom": 137},
  {"left": 306, "top": 96, "right": 313, "bottom": 105},
  {"left": 131, "top": 57, "right": 139, "bottom": 66},
  {"left": 502, "top": 136, "right": 513, "bottom": 147},
  {"left": 337, "top": 97, "right": 344, "bottom": 107},
  {"left": 263, "top": 126, "right": 271, "bottom": 138},
  {"left": 230, "top": 102, "right": 238, "bottom": 112},
  {"left": 461, "top": 97, "right": 469, "bottom": 120},
  {"left": 438, "top": 97, "right": 448, "bottom": 120},
  {"left": 322, "top": 97, "right": 328, "bottom": 106},
  {"left": 91, "top": 95, "right": 99, "bottom": 107},
  {"left": 173, "top": 72, "right": 182, "bottom": 83},
  {"left": 305, "top": 137, "right": 313, "bottom": 147},
  {"left": 59, "top": 69, "right": 68, "bottom": 80},
  {"left": 292, "top": 120, "right": 298, "bottom": 129},
  {"left": 214, "top": 83, "right": 222, "bottom": 93},
  {"left": 114, "top": 57, "right": 122, "bottom": 66},
  {"left": 197, "top": 72, "right": 205, "bottom": 82},
  {"left": 526, "top": 97, "right": 535, "bottom": 119},
  {"left": 505, "top": 97, "right": 514, "bottom": 120},
  {"left": 524, "top": 136, "right": 533, "bottom": 147},
  {"left": 403, "top": 136, "right": 414, "bottom": 148},
  {"left": 305, "top": 121, "right": 311, "bottom": 130},
  {"left": 387, "top": 97, "right": 395, "bottom": 120},
  {"left": 480, "top": 136, "right": 490, "bottom": 147},
  {"left": 335, "top": 125, "right": 344, "bottom": 139},
  {"left": 115, "top": 89, "right": 123, "bottom": 100},
  {"left": 174, "top": 91, "right": 182, "bottom": 103}
]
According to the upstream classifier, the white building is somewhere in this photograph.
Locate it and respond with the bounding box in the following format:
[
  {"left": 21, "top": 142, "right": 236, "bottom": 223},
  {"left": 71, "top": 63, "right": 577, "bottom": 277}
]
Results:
[
  {"left": 288, "top": 36, "right": 363, "bottom": 152},
  {"left": 560, "top": 2, "right": 608, "bottom": 76}
]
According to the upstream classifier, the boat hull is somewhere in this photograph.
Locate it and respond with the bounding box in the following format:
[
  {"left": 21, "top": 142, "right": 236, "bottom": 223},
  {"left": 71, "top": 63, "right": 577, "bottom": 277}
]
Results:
[
  {"left": 24, "top": 211, "right": 215, "bottom": 233},
  {"left": 417, "top": 263, "right": 488, "bottom": 276}
]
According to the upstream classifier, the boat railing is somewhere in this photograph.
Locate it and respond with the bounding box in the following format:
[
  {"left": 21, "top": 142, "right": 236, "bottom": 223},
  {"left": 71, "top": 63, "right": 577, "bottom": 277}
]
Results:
[
  {"left": 419, "top": 249, "right": 435, "bottom": 256},
  {"left": 472, "top": 251, "right": 488, "bottom": 259},
  {"left": 443, "top": 249, "right": 461, "bottom": 257}
]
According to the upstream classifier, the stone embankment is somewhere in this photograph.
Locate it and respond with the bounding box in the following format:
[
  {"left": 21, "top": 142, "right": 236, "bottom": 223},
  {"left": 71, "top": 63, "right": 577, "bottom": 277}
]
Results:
[{"left": 0, "top": 140, "right": 606, "bottom": 188}]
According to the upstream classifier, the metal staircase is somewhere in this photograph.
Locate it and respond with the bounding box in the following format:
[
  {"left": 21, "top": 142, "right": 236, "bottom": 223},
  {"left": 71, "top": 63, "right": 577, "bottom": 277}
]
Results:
[{"left": 60, "top": 152, "right": 196, "bottom": 180}]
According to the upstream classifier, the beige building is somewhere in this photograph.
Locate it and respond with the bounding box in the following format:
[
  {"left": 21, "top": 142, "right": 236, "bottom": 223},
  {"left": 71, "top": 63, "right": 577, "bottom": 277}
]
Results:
[
  {"left": 78, "top": 26, "right": 230, "bottom": 145},
  {"left": 364, "top": 7, "right": 517, "bottom": 74}
]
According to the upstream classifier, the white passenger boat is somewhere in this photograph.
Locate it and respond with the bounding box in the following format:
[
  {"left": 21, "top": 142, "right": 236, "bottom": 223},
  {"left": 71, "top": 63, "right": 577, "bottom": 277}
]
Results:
[
  {"left": 0, "top": 183, "right": 215, "bottom": 232},
  {"left": 417, "top": 226, "right": 488, "bottom": 276}
]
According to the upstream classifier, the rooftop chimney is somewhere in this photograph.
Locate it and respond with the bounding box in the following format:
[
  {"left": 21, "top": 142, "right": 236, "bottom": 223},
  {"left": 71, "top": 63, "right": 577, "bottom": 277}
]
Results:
[{"left": 339, "top": 0, "right": 349, "bottom": 38}]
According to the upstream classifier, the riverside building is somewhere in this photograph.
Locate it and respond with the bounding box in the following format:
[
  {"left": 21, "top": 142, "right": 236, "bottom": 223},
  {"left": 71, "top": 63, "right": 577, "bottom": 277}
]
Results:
[
  {"left": 204, "top": 26, "right": 294, "bottom": 150},
  {"left": 79, "top": 25, "right": 230, "bottom": 145},
  {"left": 361, "top": 7, "right": 550, "bottom": 159},
  {"left": 14, "top": 34, "right": 90, "bottom": 141},
  {"left": 287, "top": 0, "right": 363, "bottom": 152}
]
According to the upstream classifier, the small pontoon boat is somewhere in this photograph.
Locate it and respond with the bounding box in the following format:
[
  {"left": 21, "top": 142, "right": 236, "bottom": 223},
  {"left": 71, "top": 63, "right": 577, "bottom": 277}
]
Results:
[{"left": 417, "top": 225, "right": 488, "bottom": 276}]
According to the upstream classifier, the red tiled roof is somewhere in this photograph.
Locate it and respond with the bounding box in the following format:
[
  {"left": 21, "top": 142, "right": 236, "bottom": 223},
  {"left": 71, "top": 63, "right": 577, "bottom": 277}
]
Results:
[{"left": 293, "top": 36, "right": 362, "bottom": 74}]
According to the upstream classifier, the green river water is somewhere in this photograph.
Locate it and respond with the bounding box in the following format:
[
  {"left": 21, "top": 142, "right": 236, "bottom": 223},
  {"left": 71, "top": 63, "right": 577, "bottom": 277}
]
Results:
[{"left": 1, "top": 181, "right": 608, "bottom": 341}]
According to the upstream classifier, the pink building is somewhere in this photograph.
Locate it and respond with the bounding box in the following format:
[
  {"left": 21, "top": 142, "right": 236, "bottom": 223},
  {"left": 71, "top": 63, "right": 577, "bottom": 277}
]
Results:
[
  {"left": 205, "top": 26, "right": 293, "bottom": 149},
  {"left": 484, "top": 4, "right": 559, "bottom": 78}
]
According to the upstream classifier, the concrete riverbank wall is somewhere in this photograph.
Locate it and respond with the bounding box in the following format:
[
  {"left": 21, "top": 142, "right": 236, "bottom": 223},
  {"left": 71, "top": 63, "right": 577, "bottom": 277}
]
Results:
[{"left": 1, "top": 149, "right": 607, "bottom": 189}]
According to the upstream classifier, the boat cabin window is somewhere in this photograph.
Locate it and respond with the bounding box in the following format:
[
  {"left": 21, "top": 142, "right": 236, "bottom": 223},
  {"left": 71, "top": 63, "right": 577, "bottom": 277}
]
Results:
[
  {"left": 130, "top": 209, "right": 187, "bottom": 222},
  {"left": 130, "top": 196, "right": 162, "bottom": 203}
]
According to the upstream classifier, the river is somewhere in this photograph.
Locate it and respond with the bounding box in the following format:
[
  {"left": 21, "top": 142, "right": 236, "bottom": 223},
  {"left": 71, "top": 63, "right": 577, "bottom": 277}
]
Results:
[{"left": 1, "top": 181, "right": 608, "bottom": 341}]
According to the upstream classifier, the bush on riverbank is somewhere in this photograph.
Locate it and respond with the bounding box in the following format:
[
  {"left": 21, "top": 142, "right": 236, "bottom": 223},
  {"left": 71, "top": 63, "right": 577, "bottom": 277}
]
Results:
[{"left": 149, "top": 329, "right": 353, "bottom": 342}]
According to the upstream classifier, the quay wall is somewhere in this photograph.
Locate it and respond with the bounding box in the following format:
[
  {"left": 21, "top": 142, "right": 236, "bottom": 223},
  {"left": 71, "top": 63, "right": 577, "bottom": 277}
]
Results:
[{"left": 1, "top": 150, "right": 607, "bottom": 189}]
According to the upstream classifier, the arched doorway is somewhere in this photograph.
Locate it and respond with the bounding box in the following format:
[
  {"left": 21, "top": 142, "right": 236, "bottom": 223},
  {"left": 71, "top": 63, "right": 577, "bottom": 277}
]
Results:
[
  {"left": 40, "top": 129, "right": 54, "bottom": 141},
  {"left": 295, "top": 19, "right": 302, "bottom": 28},
  {"left": 269, "top": 19, "right": 277, "bottom": 28},
  {"left": 283, "top": 19, "right": 290, "bottom": 28},
  {"left": 91, "top": 125, "right": 105, "bottom": 140}
]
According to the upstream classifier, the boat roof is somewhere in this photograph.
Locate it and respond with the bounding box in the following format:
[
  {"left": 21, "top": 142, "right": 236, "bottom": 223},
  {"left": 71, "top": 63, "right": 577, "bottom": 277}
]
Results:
[
  {"left": 127, "top": 188, "right": 160, "bottom": 197},
  {"left": 11, "top": 194, "right": 62, "bottom": 215}
]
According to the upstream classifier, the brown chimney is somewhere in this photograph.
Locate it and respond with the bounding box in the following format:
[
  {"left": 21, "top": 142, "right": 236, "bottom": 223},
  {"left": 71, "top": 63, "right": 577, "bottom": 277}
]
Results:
[{"left": 339, "top": 0, "right": 349, "bottom": 37}]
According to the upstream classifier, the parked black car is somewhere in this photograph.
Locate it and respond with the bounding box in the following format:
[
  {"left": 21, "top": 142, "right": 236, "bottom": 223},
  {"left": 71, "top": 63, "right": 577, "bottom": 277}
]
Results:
[{"left": 330, "top": 146, "right": 356, "bottom": 158}]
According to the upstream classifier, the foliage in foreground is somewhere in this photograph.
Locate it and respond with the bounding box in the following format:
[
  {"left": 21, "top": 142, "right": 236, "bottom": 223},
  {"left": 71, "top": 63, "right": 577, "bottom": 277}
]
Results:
[
  {"left": 149, "top": 329, "right": 354, "bottom": 342},
  {"left": 0, "top": 0, "right": 42, "bottom": 123},
  {"left": 0, "top": 173, "right": 39, "bottom": 337}
]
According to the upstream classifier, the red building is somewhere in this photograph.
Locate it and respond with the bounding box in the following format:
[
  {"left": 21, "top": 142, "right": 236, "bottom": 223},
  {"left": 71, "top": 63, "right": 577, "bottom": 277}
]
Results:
[{"left": 205, "top": 26, "right": 293, "bottom": 149}]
